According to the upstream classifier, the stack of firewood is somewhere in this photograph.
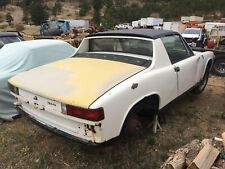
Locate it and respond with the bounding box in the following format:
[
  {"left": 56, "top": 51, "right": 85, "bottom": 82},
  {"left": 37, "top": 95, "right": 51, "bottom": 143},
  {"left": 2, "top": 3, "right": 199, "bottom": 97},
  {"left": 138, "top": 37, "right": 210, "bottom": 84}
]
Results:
[{"left": 161, "top": 132, "right": 225, "bottom": 169}]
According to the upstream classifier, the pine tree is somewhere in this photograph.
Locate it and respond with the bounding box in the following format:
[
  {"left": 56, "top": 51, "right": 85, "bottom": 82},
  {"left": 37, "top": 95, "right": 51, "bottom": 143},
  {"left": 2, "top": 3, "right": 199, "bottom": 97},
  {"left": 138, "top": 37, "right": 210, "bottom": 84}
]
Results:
[
  {"left": 30, "top": 1, "right": 49, "bottom": 25},
  {"left": 0, "top": 0, "right": 10, "bottom": 9},
  {"left": 79, "top": 0, "right": 89, "bottom": 16},
  {"left": 52, "top": 1, "right": 62, "bottom": 16},
  {"left": 93, "top": 0, "right": 102, "bottom": 25}
]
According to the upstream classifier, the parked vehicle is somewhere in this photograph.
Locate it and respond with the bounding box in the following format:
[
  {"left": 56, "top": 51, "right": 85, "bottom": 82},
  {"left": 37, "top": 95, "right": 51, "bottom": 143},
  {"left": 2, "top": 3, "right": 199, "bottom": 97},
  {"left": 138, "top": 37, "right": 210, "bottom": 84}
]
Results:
[
  {"left": 9, "top": 29, "right": 214, "bottom": 144},
  {"left": 192, "top": 47, "right": 225, "bottom": 76},
  {"left": 132, "top": 20, "right": 140, "bottom": 28},
  {"left": 65, "top": 19, "right": 89, "bottom": 29},
  {"left": 40, "top": 20, "right": 70, "bottom": 36},
  {"left": 182, "top": 28, "right": 206, "bottom": 47},
  {"left": 163, "top": 22, "right": 179, "bottom": 32},
  {"left": 0, "top": 40, "right": 76, "bottom": 121},
  {"left": 140, "top": 17, "right": 163, "bottom": 28},
  {"left": 115, "top": 23, "right": 133, "bottom": 30},
  {"left": 0, "top": 32, "right": 24, "bottom": 48}
]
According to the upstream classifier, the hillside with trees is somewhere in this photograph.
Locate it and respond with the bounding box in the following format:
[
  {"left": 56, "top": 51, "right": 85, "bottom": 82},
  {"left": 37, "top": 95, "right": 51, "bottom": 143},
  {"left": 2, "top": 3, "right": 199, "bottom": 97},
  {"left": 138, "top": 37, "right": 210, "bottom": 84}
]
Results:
[{"left": 0, "top": 0, "right": 225, "bottom": 29}]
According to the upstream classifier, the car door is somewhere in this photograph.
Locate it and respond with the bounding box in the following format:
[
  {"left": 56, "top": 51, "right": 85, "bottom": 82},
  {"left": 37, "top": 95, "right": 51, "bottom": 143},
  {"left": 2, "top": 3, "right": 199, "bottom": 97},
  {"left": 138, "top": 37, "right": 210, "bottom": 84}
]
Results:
[{"left": 161, "top": 35, "right": 199, "bottom": 95}]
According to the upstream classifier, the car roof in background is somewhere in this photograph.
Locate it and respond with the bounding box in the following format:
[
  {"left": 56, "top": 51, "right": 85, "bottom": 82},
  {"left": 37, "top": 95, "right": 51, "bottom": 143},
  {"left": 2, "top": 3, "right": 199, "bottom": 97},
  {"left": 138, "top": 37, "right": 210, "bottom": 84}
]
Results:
[
  {"left": 0, "top": 32, "right": 20, "bottom": 37},
  {"left": 87, "top": 29, "right": 180, "bottom": 39}
]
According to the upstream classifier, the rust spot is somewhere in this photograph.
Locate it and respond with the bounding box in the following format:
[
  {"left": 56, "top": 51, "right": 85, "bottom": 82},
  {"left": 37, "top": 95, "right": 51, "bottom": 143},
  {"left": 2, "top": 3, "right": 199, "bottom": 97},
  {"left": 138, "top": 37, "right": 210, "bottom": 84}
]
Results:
[
  {"left": 85, "top": 124, "right": 96, "bottom": 134},
  {"left": 84, "top": 124, "right": 88, "bottom": 135},
  {"left": 90, "top": 125, "right": 96, "bottom": 134},
  {"left": 95, "top": 123, "right": 102, "bottom": 127}
]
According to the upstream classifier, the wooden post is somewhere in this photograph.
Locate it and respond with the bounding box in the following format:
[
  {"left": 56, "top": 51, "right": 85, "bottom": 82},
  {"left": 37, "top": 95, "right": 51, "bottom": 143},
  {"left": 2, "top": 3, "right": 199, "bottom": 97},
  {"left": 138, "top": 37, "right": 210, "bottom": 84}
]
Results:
[
  {"left": 188, "top": 144, "right": 219, "bottom": 169},
  {"left": 222, "top": 132, "right": 225, "bottom": 151}
]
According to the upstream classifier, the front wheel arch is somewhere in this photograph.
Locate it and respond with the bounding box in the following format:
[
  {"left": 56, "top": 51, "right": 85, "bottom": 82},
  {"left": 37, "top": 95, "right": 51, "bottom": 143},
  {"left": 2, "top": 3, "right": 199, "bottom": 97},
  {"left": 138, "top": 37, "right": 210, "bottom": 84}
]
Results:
[{"left": 191, "top": 60, "right": 212, "bottom": 94}]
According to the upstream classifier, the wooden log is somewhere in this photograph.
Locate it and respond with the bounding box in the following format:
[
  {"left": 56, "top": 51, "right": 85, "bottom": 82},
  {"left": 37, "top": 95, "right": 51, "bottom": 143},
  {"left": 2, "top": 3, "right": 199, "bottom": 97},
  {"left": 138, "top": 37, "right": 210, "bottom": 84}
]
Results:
[
  {"left": 222, "top": 132, "right": 225, "bottom": 151},
  {"left": 165, "top": 151, "right": 186, "bottom": 169},
  {"left": 161, "top": 148, "right": 188, "bottom": 169},
  {"left": 187, "top": 144, "right": 219, "bottom": 169}
]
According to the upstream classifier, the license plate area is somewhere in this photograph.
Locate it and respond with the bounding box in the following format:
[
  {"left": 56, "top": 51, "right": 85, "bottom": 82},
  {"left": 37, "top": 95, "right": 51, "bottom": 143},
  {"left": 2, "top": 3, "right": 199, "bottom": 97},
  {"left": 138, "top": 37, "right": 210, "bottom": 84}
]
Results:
[{"left": 19, "top": 89, "right": 62, "bottom": 113}]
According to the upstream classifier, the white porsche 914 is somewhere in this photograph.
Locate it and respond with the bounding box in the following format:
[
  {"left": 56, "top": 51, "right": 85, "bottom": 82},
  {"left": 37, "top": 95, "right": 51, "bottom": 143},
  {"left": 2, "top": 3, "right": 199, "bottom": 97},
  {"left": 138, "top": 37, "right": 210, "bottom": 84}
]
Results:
[{"left": 8, "top": 29, "right": 214, "bottom": 144}]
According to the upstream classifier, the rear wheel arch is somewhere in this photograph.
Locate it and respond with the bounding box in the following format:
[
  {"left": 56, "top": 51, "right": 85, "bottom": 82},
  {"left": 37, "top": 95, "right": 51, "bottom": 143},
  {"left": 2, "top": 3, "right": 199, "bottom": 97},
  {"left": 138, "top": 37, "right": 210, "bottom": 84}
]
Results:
[{"left": 119, "top": 94, "right": 160, "bottom": 135}]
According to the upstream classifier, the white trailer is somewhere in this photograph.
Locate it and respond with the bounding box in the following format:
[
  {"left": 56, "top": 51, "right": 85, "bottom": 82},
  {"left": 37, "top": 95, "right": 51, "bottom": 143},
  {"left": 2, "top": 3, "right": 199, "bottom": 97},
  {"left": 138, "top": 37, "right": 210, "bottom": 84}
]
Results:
[
  {"left": 132, "top": 20, "right": 140, "bottom": 28},
  {"left": 140, "top": 18, "right": 147, "bottom": 27},
  {"left": 163, "top": 22, "right": 179, "bottom": 32},
  {"left": 65, "top": 19, "right": 89, "bottom": 29},
  {"left": 146, "top": 17, "right": 163, "bottom": 27},
  {"left": 139, "top": 17, "right": 163, "bottom": 28}
]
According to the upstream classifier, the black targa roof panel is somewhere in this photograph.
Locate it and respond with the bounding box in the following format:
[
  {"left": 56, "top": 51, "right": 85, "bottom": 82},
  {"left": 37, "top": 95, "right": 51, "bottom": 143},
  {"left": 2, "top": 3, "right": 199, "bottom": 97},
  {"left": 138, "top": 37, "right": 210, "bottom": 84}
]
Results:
[{"left": 87, "top": 29, "right": 180, "bottom": 39}]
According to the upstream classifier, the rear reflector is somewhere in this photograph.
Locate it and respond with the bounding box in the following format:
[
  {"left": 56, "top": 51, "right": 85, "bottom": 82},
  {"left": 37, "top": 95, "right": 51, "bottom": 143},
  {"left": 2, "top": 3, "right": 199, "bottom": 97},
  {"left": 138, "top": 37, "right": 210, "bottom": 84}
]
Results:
[{"left": 66, "top": 105, "right": 104, "bottom": 122}]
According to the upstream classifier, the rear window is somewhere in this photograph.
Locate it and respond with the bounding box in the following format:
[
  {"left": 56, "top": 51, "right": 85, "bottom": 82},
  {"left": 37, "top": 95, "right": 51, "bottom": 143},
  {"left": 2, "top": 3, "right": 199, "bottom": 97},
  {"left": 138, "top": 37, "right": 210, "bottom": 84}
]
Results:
[{"left": 89, "top": 38, "right": 153, "bottom": 57}]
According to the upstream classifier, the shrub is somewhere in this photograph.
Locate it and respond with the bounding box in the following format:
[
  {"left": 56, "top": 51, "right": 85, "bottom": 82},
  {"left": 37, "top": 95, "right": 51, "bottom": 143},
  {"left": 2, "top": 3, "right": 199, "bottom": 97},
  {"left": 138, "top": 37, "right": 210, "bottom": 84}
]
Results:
[{"left": 14, "top": 24, "right": 25, "bottom": 32}]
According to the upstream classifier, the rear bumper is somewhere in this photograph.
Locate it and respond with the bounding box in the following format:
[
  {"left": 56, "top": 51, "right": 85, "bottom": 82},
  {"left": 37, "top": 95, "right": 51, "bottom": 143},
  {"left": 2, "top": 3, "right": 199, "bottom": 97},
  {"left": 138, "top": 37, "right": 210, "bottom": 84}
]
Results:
[{"left": 17, "top": 107, "right": 100, "bottom": 146}]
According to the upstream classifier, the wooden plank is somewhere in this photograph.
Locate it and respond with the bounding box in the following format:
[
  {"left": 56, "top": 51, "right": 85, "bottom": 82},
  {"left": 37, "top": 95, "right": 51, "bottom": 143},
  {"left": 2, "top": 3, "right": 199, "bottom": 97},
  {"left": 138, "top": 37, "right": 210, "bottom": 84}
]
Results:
[{"left": 188, "top": 144, "right": 219, "bottom": 169}]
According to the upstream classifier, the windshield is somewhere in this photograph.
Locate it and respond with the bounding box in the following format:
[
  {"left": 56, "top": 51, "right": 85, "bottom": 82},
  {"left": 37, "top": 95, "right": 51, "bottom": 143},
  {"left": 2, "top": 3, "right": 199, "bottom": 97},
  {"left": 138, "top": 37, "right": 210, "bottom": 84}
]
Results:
[
  {"left": 89, "top": 38, "right": 153, "bottom": 57},
  {"left": 182, "top": 29, "right": 201, "bottom": 35}
]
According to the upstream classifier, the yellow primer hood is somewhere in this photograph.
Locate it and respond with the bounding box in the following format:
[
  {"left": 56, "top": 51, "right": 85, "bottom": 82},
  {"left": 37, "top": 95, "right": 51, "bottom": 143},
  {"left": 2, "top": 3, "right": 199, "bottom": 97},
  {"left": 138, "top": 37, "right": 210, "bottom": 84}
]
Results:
[{"left": 9, "top": 57, "right": 145, "bottom": 108}]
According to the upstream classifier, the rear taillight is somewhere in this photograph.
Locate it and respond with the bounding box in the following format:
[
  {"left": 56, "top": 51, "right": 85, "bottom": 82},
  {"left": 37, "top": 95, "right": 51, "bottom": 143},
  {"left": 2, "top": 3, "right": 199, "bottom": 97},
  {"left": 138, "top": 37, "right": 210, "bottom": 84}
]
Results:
[
  {"left": 8, "top": 83, "right": 19, "bottom": 95},
  {"left": 66, "top": 105, "right": 104, "bottom": 122}
]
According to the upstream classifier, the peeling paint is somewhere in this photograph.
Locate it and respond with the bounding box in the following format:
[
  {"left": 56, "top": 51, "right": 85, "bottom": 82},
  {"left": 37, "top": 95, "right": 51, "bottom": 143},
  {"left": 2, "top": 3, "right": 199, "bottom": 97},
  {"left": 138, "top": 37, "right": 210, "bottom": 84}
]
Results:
[{"left": 9, "top": 57, "right": 144, "bottom": 109}]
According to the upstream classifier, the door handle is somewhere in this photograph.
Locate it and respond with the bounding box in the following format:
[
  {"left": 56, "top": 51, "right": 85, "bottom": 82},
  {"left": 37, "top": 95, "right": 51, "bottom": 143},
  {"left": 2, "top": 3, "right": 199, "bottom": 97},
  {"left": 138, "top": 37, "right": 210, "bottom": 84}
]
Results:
[{"left": 174, "top": 66, "right": 180, "bottom": 72}]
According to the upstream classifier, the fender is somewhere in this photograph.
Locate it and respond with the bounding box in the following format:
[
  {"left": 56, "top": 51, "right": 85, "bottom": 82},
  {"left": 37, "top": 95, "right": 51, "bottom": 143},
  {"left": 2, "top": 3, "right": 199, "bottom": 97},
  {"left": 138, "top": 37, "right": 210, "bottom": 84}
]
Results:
[{"left": 119, "top": 92, "right": 161, "bottom": 134}]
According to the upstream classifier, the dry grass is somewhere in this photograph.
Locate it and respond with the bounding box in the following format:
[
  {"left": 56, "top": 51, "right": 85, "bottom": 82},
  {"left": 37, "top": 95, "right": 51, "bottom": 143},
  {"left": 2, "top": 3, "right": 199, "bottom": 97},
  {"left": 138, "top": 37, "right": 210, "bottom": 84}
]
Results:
[{"left": 0, "top": 76, "right": 224, "bottom": 169}]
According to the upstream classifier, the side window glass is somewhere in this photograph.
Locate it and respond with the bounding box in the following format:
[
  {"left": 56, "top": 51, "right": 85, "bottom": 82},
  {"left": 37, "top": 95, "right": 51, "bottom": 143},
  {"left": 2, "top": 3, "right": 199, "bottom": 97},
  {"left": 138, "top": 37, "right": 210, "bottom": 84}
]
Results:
[{"left": 161, "top": 35, "right": 192, "bottom": 64}]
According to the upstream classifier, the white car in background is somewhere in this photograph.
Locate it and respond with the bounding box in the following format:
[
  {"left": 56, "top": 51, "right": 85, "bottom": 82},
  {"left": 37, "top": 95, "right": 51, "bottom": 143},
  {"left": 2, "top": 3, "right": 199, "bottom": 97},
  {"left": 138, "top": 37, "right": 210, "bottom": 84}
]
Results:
[
  {"left": 9, "top": 29, "right": 214, "bottom": 144},
  {"left": 181, "top": 28, "right": 205, "bottom": 47}
]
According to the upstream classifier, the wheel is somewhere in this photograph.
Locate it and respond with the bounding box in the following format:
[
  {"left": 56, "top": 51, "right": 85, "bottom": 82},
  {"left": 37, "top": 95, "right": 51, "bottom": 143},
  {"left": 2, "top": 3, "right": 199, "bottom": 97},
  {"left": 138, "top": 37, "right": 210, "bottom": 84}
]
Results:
[
  {"left": 191, "top": 67, "right": 210, "bottom": 94},
  {"left": 122, "top": 112, "right": 143, "bottom": 136},
  {"left": 212, "top": 58, "right": 225, "bottom": 77}
]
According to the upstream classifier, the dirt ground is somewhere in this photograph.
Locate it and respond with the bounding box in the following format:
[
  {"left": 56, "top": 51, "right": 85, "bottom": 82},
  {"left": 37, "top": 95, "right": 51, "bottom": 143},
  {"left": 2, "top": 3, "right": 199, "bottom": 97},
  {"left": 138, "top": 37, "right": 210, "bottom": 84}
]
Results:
[{"left": 0, "top": 76, "right": 224, "bottom": 169}]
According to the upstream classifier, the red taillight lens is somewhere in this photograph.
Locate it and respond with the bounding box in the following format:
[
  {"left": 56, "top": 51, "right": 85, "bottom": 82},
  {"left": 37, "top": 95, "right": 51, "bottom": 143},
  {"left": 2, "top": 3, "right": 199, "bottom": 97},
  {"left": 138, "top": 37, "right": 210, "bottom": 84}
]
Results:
[{"left": 66, "top": 105, "right": 104, "bottom": 122}]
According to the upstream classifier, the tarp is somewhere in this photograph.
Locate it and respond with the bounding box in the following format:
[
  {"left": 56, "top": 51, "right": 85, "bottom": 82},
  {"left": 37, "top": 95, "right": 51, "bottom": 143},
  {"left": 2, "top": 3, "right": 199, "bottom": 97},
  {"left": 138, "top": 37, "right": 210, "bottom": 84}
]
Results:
[{"left": 0, "top": 39, "right": 76, "bottom": 121}]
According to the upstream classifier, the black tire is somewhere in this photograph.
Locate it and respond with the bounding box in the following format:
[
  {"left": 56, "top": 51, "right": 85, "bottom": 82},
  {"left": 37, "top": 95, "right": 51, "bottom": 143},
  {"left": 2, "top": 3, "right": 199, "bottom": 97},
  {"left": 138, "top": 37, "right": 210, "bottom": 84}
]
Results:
[
  {"left": 212, "top": 58, "right": 225, "bottom": 77},
  {"left": 191, "top": 67, "right": 210, "bottom": 94}
]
